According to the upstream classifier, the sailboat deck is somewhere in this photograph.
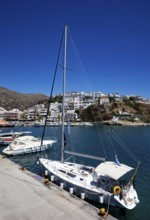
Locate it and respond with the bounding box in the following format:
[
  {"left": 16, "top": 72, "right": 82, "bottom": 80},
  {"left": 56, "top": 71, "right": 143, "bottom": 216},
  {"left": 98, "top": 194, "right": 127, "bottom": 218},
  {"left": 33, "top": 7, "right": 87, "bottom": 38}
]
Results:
[{"left": 41, "top": 159, "right": 111, "bottom": 195}]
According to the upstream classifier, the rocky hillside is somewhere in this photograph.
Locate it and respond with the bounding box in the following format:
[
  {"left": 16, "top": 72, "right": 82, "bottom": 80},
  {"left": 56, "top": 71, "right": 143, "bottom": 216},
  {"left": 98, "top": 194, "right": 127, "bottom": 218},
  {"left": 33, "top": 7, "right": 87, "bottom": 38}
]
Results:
[
  {"left": 0, "top": 87, "right": 48, "bottom": 110},
  {"left": 77, "top": 99, "right": 150, "bottom": 123},
  {"left": 1, "top": 87, "right": 150, "bottom": 123}
]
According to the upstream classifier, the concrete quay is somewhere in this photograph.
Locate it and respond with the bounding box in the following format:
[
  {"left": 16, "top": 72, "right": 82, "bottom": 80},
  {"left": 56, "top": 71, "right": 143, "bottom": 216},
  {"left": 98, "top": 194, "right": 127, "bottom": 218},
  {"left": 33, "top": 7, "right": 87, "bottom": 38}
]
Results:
[{"left": 0, "top": 155, "right": 117, "bottom": 220}]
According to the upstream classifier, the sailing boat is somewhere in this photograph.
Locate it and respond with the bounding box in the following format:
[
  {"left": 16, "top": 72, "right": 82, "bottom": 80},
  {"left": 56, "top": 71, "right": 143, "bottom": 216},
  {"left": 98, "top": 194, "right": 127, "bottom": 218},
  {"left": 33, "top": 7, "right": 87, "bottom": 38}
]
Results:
[{"left": 39, "top": 25, "right": 140, "bottom": 210}]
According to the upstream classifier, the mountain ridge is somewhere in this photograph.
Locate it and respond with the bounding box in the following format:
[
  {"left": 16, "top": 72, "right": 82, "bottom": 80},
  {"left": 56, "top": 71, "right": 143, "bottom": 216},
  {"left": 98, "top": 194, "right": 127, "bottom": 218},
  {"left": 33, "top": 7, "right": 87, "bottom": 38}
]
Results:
[{"left": 0, "top": 87, "right": 48, "bottom": 110}]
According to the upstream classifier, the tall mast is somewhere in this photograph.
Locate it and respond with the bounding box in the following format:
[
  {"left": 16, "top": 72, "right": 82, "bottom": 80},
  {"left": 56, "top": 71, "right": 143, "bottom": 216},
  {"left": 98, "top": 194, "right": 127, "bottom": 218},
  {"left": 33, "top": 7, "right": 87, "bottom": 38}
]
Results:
[{"left": 61, "top": 25, "right": 67, "bottom": 163}]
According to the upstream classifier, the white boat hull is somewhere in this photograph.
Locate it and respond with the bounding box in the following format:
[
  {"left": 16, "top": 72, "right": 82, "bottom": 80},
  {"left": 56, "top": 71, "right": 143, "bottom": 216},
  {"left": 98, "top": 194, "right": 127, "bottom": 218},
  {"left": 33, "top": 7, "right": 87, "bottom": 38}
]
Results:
[
  {"left": 39, "top": 158, "right": 139, "bottom": 210},
  {"left": 3, "top": 136, "right": 56, "bottom": 156},
  {"left": 3, "top": 144, "right": 51, "bottom": 155}
]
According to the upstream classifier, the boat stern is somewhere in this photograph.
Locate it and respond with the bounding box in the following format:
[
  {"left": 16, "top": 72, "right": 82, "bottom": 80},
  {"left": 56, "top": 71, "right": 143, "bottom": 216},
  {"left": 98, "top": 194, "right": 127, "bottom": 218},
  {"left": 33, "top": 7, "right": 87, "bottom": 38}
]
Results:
[{"left": 114, "top": 184, "right": 139, "bottom": 210}]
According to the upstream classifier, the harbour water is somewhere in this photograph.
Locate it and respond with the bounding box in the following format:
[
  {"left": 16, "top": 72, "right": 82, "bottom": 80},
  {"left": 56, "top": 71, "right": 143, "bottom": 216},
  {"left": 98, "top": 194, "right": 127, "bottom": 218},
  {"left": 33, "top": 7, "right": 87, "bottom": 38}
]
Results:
[{"left": 0, "top": 124, "right": 150, "bottom": 220}]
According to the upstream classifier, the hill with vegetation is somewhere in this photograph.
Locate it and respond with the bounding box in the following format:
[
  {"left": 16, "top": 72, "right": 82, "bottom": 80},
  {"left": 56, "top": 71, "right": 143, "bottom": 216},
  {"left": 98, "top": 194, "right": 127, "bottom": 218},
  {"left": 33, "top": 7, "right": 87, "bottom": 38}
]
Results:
[
  {"left": 0, "top": 87, "right": 48, "bottom": 110},
  {"left": 76, "top": 98, "right": 150, "bottom": 123},
  {"left": 1, "top": 87, "right": 150, "bottom": 123}
]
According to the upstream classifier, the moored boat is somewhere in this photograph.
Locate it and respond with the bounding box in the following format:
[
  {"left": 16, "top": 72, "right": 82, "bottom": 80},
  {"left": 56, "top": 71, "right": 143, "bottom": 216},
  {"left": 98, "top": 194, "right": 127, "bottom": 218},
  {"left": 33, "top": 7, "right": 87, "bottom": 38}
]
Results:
[
  {"left": 3, "top": 135, "right": 56, "bottom": 155},
  {"left": 39, "top": 25, "right": 140, "bottom": 211},
  {"left": 0, "top": 131, "right": 31, "bottom": 146}
]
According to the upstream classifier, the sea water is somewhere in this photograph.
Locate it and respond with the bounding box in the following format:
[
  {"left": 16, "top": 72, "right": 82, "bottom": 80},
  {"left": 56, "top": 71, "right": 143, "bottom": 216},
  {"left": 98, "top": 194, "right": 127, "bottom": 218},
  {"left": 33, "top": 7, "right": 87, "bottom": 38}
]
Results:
[{"left": 0, "top": 124, "right": 150, "bottom": 220}]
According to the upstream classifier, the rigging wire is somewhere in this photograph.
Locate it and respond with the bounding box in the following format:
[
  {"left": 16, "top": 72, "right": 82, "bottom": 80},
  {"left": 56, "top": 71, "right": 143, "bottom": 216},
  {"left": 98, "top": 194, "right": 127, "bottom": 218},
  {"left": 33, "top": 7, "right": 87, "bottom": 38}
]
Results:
[
  {"left": 98, "top": 106, "right": 122, "bottom": 160},
  {"left": 99, "top": 105, "right": 140, "bottom": 165},
  {"left": 68, "top": 28, "right": 93, "bottom": 94},
  {"left": 129, "top": 161, "right": 141, "bottom": 183},
  {"left": 37, "top": 28, "right": 64, "bottom": 161},
  {"left": 109, "top": 129, "right": 140, "bottom": 163},
  {"left": 68, "top": 28, "right": 140, "bottom": 166},
  {"left": 107, "top": 133, "right": 117, "bottom": 156},
  {"left": 68, "top": 27, "right": 108, "bottom": 160}
]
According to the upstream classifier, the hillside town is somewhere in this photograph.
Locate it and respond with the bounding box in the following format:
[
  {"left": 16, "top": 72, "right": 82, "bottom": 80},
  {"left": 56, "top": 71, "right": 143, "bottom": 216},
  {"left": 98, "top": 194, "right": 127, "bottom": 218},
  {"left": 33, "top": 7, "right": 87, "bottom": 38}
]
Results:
[{"left": 0, "top": 91, "right": 150, "bottom": 126}]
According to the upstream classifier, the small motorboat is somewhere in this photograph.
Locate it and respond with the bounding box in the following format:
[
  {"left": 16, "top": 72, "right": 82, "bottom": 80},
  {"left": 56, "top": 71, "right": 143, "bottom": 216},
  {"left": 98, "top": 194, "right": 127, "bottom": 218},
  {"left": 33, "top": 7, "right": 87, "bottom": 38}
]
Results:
[{"left": 3, "top": 135, "right": 56, "bottom": 155}]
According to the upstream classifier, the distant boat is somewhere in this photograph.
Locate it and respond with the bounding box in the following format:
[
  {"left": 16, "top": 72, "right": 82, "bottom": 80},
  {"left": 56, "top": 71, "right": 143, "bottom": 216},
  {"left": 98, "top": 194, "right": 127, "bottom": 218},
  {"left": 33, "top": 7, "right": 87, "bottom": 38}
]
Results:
[
  {"left": 83, "top": 122, "right": 93, "bottom": 126},
  {"left": 0, "top": 131, "right": 31, "bottom": 146},
  {"left": 39, "top": 25, "right": 140, "bottom": 210},
  {"left": 0, "top": 119, "right": 14, "bottom": 127},
  {"left": 33, "top": 121, "right": 45, "bottom": 127},
  {"left": 3, "top": 135, "right": 56, "bottom": 156}
]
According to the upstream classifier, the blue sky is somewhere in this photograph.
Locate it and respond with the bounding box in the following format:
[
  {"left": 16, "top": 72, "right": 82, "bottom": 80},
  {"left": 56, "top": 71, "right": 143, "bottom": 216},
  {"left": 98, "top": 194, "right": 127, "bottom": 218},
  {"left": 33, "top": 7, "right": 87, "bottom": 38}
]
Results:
[{"left": 0, "top": 0, "right": 150, "bottom": 98}]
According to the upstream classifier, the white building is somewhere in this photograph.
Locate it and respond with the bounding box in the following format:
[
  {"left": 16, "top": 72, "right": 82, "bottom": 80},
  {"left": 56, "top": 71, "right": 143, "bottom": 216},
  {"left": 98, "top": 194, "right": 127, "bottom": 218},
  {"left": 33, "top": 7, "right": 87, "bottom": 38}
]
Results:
[
  {"left": 3, "top": 109, "right": 21, "bottom": 120},
  {"left": 99, "top": 96, "right": 109, "bottom": 106},
  {"left": 0, "top": 107, "right": 6, "bottom": 119}
]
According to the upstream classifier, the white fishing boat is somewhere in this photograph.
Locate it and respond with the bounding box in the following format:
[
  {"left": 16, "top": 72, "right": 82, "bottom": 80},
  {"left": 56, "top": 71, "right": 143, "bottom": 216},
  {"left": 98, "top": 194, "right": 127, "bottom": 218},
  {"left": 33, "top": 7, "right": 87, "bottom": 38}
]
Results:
[
  {"left": 39, "top": 25, "right": 140, "bottom": 210},
  {"left": 33, "top": 121, "right": 45, "bottom": 127},
  {"left": 83, "top": 122, "right": 93, "bottom": 126},
  {"left": 0, "top": 131, "right": 31, "bottom": 145},
  {"left": 3, "top": 135, "right": 56, "bottom": 156}
]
